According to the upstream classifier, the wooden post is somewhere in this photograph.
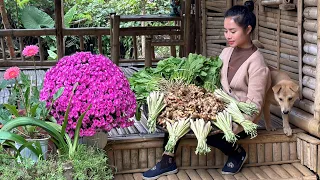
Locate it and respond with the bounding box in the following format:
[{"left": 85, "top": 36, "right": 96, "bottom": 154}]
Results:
[
  {"left": 297, "top": 0, "right": 303, "bottom": 99},
  {"left": 133, "top": 35, "right": 138, "bottom": 59},
  {"left": 201, "top": 0, "right": 207, "bottom": 56},
  {"left": 54, "top": 0, "right": 64, "bottom": 60},
  {"left": 0, "top": 0, "right": 15, "bottom": 58},
  {"left": 79, "top": 36, "right": 84, "bottom": 51},
  {"left": 112, "top": 14, "right": 120, "bottom": 65},
  {"left": 109, "top": 12, "right": 116, "bottom": 58},
  {"left": 184, "top": 0, "right": 191, "bottom": 55},
  {"left": 98, "top": 35, "right": 103, "bottom": 54},
  {"left": 145, "top": 36, "right": 152, "bottom": 67},
  {"left": 276, "top": 9, "right": 281, "bottom": 70},
  {"left": 38, "top": 37, "right": 44, "bottom": 62},
  {"left": 314, "top": 0, "right": 320, "bottom": 120},
  {"left": 19, "top": 37, "right": 25, "bottom": 61},
  {"left": 227, "top": 0, "right": 233, "bottom": 9},
  {"left": 1, "top": 37, "right": 6, "bottom": 61},
  {"left": 195, "top": 0, "right": 200, "bottom": 54}
]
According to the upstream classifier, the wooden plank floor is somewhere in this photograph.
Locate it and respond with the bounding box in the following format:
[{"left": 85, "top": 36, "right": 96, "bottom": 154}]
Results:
[{"left": 114, "top": 163, "right": 317, "bottom": 180}]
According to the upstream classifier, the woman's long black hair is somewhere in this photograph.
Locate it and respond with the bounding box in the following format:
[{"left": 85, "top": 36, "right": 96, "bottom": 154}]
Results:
[{"left": 224, "top": 1, "right": 256, "bottom": 32}]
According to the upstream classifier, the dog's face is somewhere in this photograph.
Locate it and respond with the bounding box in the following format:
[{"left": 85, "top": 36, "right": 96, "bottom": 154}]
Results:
[{"left": 272, "top": 81, "right": 299, "bottom": 114}]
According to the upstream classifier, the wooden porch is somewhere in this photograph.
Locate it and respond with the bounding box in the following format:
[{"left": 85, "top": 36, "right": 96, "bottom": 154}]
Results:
[{"left": 114, "top": 163, "right": 317, "bottom": 180}]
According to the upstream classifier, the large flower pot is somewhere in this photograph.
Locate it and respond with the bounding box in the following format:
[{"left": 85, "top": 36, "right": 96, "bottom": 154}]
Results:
[
  {"left": 80, "top": 131, "right": 108, "bottom": 149},
  {"left": 15, "top": 136, "right": 50, "bottom": 162}
]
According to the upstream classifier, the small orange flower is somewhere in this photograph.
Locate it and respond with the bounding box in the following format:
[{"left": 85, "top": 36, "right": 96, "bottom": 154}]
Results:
[{"left": 4, "top": 66, "right": 20, "bottom": 80}]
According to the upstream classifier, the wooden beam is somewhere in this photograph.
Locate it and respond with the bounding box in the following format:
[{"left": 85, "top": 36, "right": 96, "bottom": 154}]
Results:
[
  {"left": 54, "top": 0, "right": 64, "bottom": 60},
  {"left": 297, "top": 0, "right": 303, "bottom": 100},
  {"left": 184, "top": 0, "right": 191, "bottom": 55},
  {"left": 195, "top": 0, "right": 200, "bottom": 54}
]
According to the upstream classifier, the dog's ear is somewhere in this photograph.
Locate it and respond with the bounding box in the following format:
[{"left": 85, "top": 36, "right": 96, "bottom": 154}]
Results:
[
  {"left": 272, "top": 84, "right": 282, "bottom": 94},
  {"left": 289, "top": 82, "right": 299, "bottom": 93}
]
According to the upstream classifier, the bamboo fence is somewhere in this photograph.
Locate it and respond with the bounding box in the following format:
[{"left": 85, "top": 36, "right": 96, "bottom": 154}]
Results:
[{"left": 202, "top": 0, "right": 232, "bottom": 56}]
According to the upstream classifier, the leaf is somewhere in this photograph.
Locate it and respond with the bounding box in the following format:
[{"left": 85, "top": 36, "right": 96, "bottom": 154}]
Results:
[
  {"left": 3, "top": 104, "right": 19, "bottom": 117},
  {"left": 0, "top": 80, "right": 8, "bottom": 91},
  {"left": 53, "top": 87, "right": 64, "bottom": 101},
  {"left": 21, "top": 6, "right": 55, "bottom": 29},
  {"left": 47, "top": 50, "right": 57, "bottom": 60},
  {"left": 24, "top": 87, "right": 30, "bottom": 112},
  {"left": 64, "top": 5, "right": 77, "bottom": 28},
  {"left": 30, "top": 103, "right": 39, "bottom": 117},
  {"left": 0, "top": 131, "right": 41, "bottom": 158},
  {"left": 0, "top": 117, "right": 67, "bottom": 151}
]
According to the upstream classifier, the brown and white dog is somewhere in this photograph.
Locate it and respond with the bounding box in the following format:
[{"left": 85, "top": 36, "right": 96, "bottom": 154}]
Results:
[{"left": 263, "top": 68, "right": 300, "bottom": 136}]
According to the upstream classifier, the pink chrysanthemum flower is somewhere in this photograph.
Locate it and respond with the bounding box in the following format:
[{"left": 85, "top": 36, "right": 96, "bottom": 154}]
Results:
[
  {"left": 40, "top": 52, "right": 137, "bottom": 137},
  {"left": 4, "top": 66, "right": 20, "bottom": 80},
  {"left": 22, "top": 45, "right": 39, "bottom": 57}
]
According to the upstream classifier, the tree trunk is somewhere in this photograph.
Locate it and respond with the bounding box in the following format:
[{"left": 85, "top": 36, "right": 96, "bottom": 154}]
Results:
[{"left": 0, "top": 0, "right": 16, "bottom": 58}]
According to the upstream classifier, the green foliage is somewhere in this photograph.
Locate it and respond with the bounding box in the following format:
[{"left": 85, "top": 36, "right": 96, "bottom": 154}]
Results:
[
  {"left": 21, "top": 6, "right": 54, "bottom": 29},
  {"left": 0, "top": 145, "right": 113, "bottom": 180}
]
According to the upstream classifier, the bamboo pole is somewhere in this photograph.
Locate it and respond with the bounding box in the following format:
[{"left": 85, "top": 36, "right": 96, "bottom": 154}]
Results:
[
  {"left": 303, "top": 20, "right": 317, "bottom": 32},
  {"left": 227, "top": 0, "right": 232, "bottom": 9},
  {"left": 206, "top": 1, "right": 227, "bottom": 8},
  {"left": 201, "top": 0, "right": 206, "bottom": 56},
  {"left": 281, "top": 42, "right": 297, "bottom": 49},
  {"left": 281, "top": 47, "right": 299, "bottom": 56},
  {"left": 206, "top": 35, "right": 225, "bottom": 40},
  {"left": 303, "top": 43, "right": 317, "bottom": 56},
  {"left": 281, "top": 14, "right": 297, "bottom": 21},
  {"left": 206, "top": 29, "right": 224, "bottom": 36},
  {"left": 303, "top": 75, "right": 316, "bottom": 90},
  {"left": 206, "top": 12, "right": 224, "bottom": 16},
  {"left": 259, "top": 20, "right": 277, "bottom": 29},
  {"left": 260, "top": 48, "right": 278, "bottom": 55},
  {"left": 185, "top": 0, "right": 191, "bottom": 55},
  {"left": 281, "top": 25, "right": 298, "bottom": 34},
  {"left": 54, "top": 0, "right": 64, "bottom": 60},
  {"left": 195, "top": 0, "right": 200, "bottom": 54},
  {"left": 206, "top": 5, "right": 226, "bottom": 13},
  {"left": 281, "top": 37, "right": 298, "bottom": 47},
  {"left": 304, "top": 0, "right": 317, "bottom": 6},
  {"left": 280, "top": 32, "right": 298, "bottom": 41},
  {"left": 206, "top": 25, "right": 224, "bottom": 29},
  {"left": 277, "top": 9, "right": 281, "bottom": 70},
  {"left": 260, "top": 37, "right": 277, "bottom": 46},
  {"left": 303, "top": 87, "right": 315, "bottom": 101},
  {"left": 261, "top": 0, "right": 282, "bottom": 5},
  {"left": 262, "top": 11, "right": 278, "bottom": 19},
  {"left": 303, "top": 65, "right": 316, "bottom": 78},
  {"left": 303, "top": 31, "right": 317, "bottom": 44},
  {"left": 297, "top": 0, "right": 303, "bottom": 100},
  {"left": 303, "top": 54, "right": 317, "bottom": 66},
  {"left": 207, "top": 21, "right": 224, "bottom": 26},
  {"left": 280, "top": 19, "right": 299, "bottom": 27},
  {"left": 280, "top": 53, "right": 299, "bottom": 61},
  {"left": 314, "top": 0, "right": 320, "bottom": 120},
  {"left": 259, "top": 26, "right": 277, "bottom": 35},
  {"left": 259, "top": 15, "right": 277, "bottom": 24},
  {"left": 303, "top": 7, "right": 317, "bottom": 19}
]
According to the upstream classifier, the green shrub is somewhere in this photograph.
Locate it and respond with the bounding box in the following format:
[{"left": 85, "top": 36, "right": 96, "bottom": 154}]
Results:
[{"left": 0, "top": 145, "right": 113, "bottom": 180}]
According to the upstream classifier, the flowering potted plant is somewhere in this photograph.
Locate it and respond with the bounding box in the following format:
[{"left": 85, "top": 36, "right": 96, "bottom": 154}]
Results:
[
  {"left": 0, "top": 45, "right": 60, "bottom": 161},
  {"left": 40, "top": 52, "right": 137, "bottom": 149}
]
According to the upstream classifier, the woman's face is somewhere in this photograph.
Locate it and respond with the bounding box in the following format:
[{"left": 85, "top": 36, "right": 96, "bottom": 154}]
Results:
[{"left": 224, "top": 17, "right": 252, "bottom": 48}]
